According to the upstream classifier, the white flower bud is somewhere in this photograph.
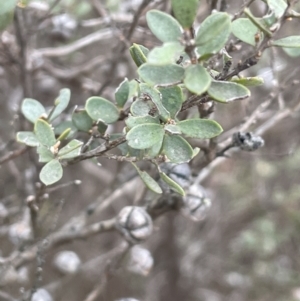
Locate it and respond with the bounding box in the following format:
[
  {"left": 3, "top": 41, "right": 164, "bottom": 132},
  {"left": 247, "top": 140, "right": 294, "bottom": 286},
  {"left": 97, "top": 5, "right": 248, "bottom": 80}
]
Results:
[
  {"left": 53, "top": 251, "right": 81, "bottom": 275},
  {"left": 182, "top": 184, "right": 211, "bottom": 222},
  {"left": 127, "top": 246, "right": 154, "bottom": 276},
  {"left": 116, "top": 206, "right": 153, "bottom": 244},
  {"left": 31, "top": 289, "right": 53, "bottom": 301}
]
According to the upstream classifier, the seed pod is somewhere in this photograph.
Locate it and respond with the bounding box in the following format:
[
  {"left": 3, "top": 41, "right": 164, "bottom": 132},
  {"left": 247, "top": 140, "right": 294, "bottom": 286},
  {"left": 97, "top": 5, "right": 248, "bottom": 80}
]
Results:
[
  {"left": 31, "top": 289, "right": 53, "bottom": 301},
  {"left": 182, "top": 184, "right": 211, "bottom": 221},
  {"left": 127, "top": 246, "right": 154, "bottom": 276},
  {"left": 160, "top": 163, "right": 191, "bottom": 189},
  {"left": 116, "top": 206, "right": 153, "bottom": 244},
  {"left": 53, "top": 251, "right": 81, "bottom": 275},
  {"left": 233, "top": 132, "right": 264, "bottom": 152}
]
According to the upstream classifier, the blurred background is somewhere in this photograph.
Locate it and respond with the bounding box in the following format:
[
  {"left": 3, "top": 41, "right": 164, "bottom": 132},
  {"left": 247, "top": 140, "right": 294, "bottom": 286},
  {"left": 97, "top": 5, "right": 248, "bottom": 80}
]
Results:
[{"left": 0, "top": 0, "right": 300, "bottom": 300}]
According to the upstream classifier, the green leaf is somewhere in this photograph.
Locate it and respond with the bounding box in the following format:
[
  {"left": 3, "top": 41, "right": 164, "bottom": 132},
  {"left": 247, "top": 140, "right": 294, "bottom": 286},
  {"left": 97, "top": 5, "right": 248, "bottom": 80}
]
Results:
[
  {"left": 146, "top": 138, "right": 164, "bottom": 157},
  {"left": 231, "top": 77, "right": 264, "bottom": 87},
  {"left": 163, "top": 134, "right": 193, "bottom": 163},
  {"left": 130, "top": 99, "right": 156, "bottom": 117},
  {"left": 126, "top": 123, "right": 164, "bottom": 149},
  {"left": 195, "top": 12, "right": 231, "bottom": 56},
  {"left": 128, "top": 80, "right": 139, "bottom": 99},
  {"left": 85, "top": 97, "right": 120, "bottom": 124},
  {"left": 208, "top": 81, "right": 250, "bottom": 103},
  {"left": 267, "top": 0, "right": 287, "bottom": 18},
  {"left": 271, "top": 36, "right": 300, "bottom": 48},
  {"left": 54, "top": 121, "right": 77, "bottom": 138},
  {"left": 184, "top": 65, "right": 211, "bottom": 95},
  {"left": 140, "top": 83, "right": 170, "bottom": 122},
  {"left": 159, "top": 86, "right": 183, "bottom": 119},
  {"left": 57, "top": 128, "right": 71, "bottom": 141},
  {"left": 49, "top": 88, "right": 71, "bottom": 121},
  {"left": 138, "top": 63, "right": 185, "bottom": 86},
  {"left": 34, "top": 119, "right": 56, "bottom": 147},
  {"left": 39, "top": 159, "right": 63, "bottom": 186},
  {"left": 132, "top": 163, "right": 162, "bottom": 194},
  {"left": 147, "top": 42, "right": 184, "bottom": 65},
  {"left": 0, "top": 12, "right": 13, "bottom": 31},
  {"left": 160, "top": 171, "right": 185, "bottom": 196},
  {"left": 21, "top": 98, "right": 46, "bottom": 123},
  {"left": 1, "top": 0, "right": 17, "bottom": 14},
  {"left": 244, "top": 8, "right": 272, "bottom": 37},
  {"left": 177, "top": 119, "right": 223, "bottom": 139},
  {"left": 129, "top": 44, "right": 149, "bottom": 67},
  {"left": 146, "top": 9, "right": 183, "bottom": 43},
  {"left": 58, "top": 139, "right": 83, "bottom": 159},
  {"left": 16, "top": 131, "right": 39, "bottom": 147},
  {"left": 97, "top": 120, "right": 108, "bottom": 135},
  {"left": 37, "top": 145, "right": 54, "bottom": 163},
  {"left": 115, "top": 78, "right": 130, "bottom": 108},
  {"left": 72, "top": 109, "right": 93, "bottom": 132},
  {"left": 125, "top": 115, "right": 160, "bottom": 129},
  {"left": 283, "top": 47, "right": 300, "bottom": 57},
  {"left": 231, "top": 18, "right": 259, "bottom": 46},
  {"left": 164, "top": 124, "right": 182, "bottom": 134},
  {"left": 171, "top": 0, "right": 199, "bottom": 29}
]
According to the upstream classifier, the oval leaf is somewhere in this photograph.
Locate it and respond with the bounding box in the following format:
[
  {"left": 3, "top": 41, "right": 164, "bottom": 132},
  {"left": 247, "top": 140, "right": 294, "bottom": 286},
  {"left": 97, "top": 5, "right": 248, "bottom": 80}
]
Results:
[
  {"left": 177, "top": 119, "right": 223, "bottom": 139},
  {"left": 40, "top": 159, "right": 63, "bottom": 186},
  {"left": 34, "top": 119, "right": 56, "bottom": 147},
  {"left": 132, "top": 163, "right": 162, "bottom": 194},
  {"left": 147, "top": 42, "right": 184, "bottom": 65},
  {"left": 58, "top": 139, "right": 83, "bottom": 159},
  {"left": 271, "top": 36, "right": 300, "bottom": 48},
  {"left": 163, "top": 134, "right": 193, "bottom": 163},
  {"left": 171, "top": 0, "right": 199, "bottom": 29},
  {"left": 184, "top": 65, "right": 211, "bottom": 95},
  {"left": 267, "top": 0, "right": 287, "bottom": 18},
  {"left": 16, "top": 131, "right": 39, "bottom": 147},
  {"left": 21, "top": 98, "right": 46, "bottom": 123},
  {"left": 37, "top": 145, "right": 54, "bottom": 163},
  {"left": 208, "top": 81, "right": 250, "bottom": 103},
  {"left": 244, "top": 8, "right": 272, "bottom": 37},
  {"left": 126, "top": 124, "right": 164, "bottom": 149},
  {"left": 85, "top": 97, "right": 120, "bottom": 124},
  {"left": 125, "top": 115, "right": 159, "bottom": 130},
  {"left": 50, "top": 88, "right": 71, "bottom": 121},
  {"left": 160, "top": 171, "right": 185, "bottom": 196},
  {"left": 130, "top": 99, "right": 156, "bottom": 117},
  {"left": 138, "top": 63, "right": 185, "bottom": 86},
  {"left": 232, "top": 18, "right": 259, "bottom": 46},
  {"left": 196, "top": 12, "right": 231, "bottom": 56},
  {"left": 159, "top": 86, "right": 183, "bottom": 119},
  {"left": 115, "top": 78, "right": 130, "bottom": 108},
  {"left": 283, "top": 47, "right": 300, "bottom": 57},
  {"left": 72, "top": 109, "right": 93, "bottom": 132},
  {"left": 231, "top": 77, "right": 264, "bottom": 87},
  {"left": 129, "top": 43, "right": 149, "bottom": 67},
  {"left": 146, "top": 10, "right": 183, "bottom": 42},
  {"left": 54, "top": 121, "right": 77, "bottom": 138},
  {"left": 140, "top": 83, "right": 170, "bottom": 122}
]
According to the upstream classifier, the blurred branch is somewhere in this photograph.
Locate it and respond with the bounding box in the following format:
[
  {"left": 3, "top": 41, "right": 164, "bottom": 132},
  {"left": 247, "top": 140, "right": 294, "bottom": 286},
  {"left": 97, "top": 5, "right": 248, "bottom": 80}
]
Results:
[{"left": 0, "top": 147, "right": 28, "bottom": 166}]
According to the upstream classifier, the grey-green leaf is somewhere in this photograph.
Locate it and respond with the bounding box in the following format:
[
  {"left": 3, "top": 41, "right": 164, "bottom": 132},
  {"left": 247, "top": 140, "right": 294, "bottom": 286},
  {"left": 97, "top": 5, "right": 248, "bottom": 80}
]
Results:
[
  {"left": 267, "top": 0, "right": 287, "bottom": 18},
  {"left": 49, "top": 88, "right": 71, "bottom": 121},
  {"left": 177, "top": 119, "right": 223, "bottom": 139},
  {"left": 54, "top": 121, "right": 77, "bottom": 138},
  {"left": 16, "top": 131, "right": 39, "bottom": 147},
  {"left": 163, "top": 134, "right": 193, "bottom": 163},
  {"left": 34, "top": 119, "right": 56, "bottom": 147},
  {"left": 21, "top": 98, "right": 46, "bottom": 123},
  {"left": 39, "top": 159, "right": 63, "bottom": 186},
  {"left": 125, "top": 115, "right": 159, "bottom": 130},
  {"left": 159, "top": 86, "right": 183, "bottom": 119},
  {"left": 126, "top": 123, "right": 164, "bottom": 149},
  {"left": 184, "top": 65, "right": 211, "bottom": 95},
  {"left": 208, "top": 81, "right": 250, "bottom": 103},
  {"left": 171, "top": 0, "right": 199, "bottom": 29},
  {"left": 231, "top": 77, "right": 264, "bottom": 87},
  {"left": 231, "top": 18, "right": 259, "bottom": 46},
  {"left": 271, "top": 36, "right": 300, "bottom": 48},
  {"left": 58, "top": 139, "right": 83, "bottom": 159},
  {"left": 130, "top": 99, "right": 156, "bottom": 117},
  {"left": 140, "top": 83, "right": 170, "bottom": 122},
  {"left": 115, "top": 78, "right": 130, "bottom": 108},
  {"left": 85, "top": 97, "right": 120, "bottom": 124},
  {"left": 160, "top": 171, "right": 185, "bottom": 196},
  {"left": 146, "top": 9, "right": 183, "bottom": 42},
  {"left": 196, "top": 12, "right": 231, "bottom": 56},
  {"left": 147, "top": 42, "right": 184, "bottom": 65},
  {"left": 129, "top": 43, "right": 149, "bottom": 67},
  {"left": 72, "top": 109, "right": 93, "bottom": 132},
  {"left": 37, "top": 145, "right": 55, "bottom": 163},
  {"left": 138, "top": 63, "right": 185, "bottom": 86},
  {"left": 132, "top": 163, "right": 162, "bottom": 194},
  {"left": 283, "top": 47, "right": 300, "bottom": 57}
]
